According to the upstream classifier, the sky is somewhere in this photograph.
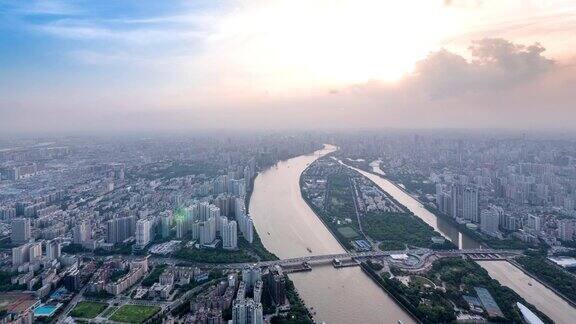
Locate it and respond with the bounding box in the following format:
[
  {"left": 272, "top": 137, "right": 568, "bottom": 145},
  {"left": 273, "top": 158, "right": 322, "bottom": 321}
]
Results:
[{"left": 0, "top": 0, "right": 575, "bottom": 133}]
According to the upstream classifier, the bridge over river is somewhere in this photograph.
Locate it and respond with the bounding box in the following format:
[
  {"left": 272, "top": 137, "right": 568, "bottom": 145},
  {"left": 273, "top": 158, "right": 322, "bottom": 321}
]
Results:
[{"left": 150, "top": 248, "right": 522, "bottom": 270}]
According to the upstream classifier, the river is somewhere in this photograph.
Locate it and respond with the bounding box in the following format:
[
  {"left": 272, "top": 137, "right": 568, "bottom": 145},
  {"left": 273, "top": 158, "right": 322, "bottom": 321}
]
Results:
[{"left": 249, "top": 145, "right": 416, "bottom": 324}]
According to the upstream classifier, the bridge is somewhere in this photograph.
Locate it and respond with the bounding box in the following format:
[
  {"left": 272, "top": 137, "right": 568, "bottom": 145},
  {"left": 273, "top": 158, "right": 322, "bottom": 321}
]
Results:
[{"left": 150, "top": 248, "right": 522, "bottom": 270}]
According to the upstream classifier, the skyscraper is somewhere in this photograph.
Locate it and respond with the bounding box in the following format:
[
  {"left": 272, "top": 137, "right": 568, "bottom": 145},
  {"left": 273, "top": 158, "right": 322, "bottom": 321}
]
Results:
[
  {"left": 462, "top": 187, "right": 479, "bottom": 222},
  {"left": 136, "top": 219, "right": 151, "bottom": 248},
  {"left": 223, "top": 220, "right": 238, "bottom": 250},
  {"left": 28, "top": 242, "right": 42, "bottom": 262},
  {"left": 11, "top": 218, "right": 31, "bottom": 244},
  {"left": 450, "top": 184, "right": 463, "bottom": 219},
  {"left": 45, "top": 239, "right": 61, "bottom": 260},
  {"left": 73, "top": 221, "right": 91, "bottom": 244},
  {"left": 558, "top": 219, "right": 575, "bottom": 241},
  {"left": 480, "top": 206, "right": 500, "bottom": 237},
  {"left": 107, "top": 216, "right": 136, "bottom": 244},
  {"left": 161, "top": 214, "right": 171, "bottom": 238}
]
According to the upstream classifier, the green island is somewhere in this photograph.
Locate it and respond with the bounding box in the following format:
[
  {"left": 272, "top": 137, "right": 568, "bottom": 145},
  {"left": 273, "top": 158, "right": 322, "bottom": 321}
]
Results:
[
  {"left": 70, "top": 301, "right": 108, "bottom": 319},
  {"left": 110, "top": 305, "right": 161, "bottom": 323}
]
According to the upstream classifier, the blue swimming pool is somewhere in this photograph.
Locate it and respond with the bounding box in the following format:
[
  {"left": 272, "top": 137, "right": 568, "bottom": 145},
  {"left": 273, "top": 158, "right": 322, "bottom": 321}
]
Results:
[{"left": 34, "top": 304, "right": 59, "bottom": 317}]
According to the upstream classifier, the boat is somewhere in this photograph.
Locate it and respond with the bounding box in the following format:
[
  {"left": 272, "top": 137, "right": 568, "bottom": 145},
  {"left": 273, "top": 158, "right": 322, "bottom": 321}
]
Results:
[
  {"left": 528, "top": 282, "right": 533, "bottom": 286},
  {"left": 307, "top": 247, "right": 312, "bottom": 253}
]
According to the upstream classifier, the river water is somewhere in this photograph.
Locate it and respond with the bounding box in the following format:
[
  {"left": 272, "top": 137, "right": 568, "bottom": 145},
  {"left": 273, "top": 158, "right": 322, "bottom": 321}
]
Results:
[{"left": 249, "top": 145, "right": 416, "bottom": 324}]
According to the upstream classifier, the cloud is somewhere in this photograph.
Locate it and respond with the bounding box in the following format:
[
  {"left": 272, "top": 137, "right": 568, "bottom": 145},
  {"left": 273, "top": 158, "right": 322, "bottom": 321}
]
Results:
[{"left": 352, "top": 38, "right": 554, "bottom": 100}]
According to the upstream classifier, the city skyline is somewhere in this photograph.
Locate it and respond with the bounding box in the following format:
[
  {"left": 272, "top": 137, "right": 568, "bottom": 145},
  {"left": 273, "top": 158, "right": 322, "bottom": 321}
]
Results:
[{"left": 1, "top": 0, "right": 576, "bottom": 133}]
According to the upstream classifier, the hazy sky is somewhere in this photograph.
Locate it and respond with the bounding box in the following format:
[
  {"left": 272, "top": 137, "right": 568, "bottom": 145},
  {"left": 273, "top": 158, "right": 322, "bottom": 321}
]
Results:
[{"left": 1, "top": 0, "right": 575, "bottom": 133}]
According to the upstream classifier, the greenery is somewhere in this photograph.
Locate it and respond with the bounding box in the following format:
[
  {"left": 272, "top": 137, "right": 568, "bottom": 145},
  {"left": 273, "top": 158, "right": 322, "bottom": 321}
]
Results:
[
  {"left": 517, "top": 255, "right": 576, "bottom": 303},
  {"left": 271, "top": 276, "right": 313, "bottom": 324},
  {"left": 337, "top": 226, "right": 360, "bottom": 239},
  {"left": 109, "top": 305, "right": 160, "bottom": 323},
  {"left": 428, "top": 258, "right": 551, "bottom": 322},
  {"left": 366, "top": 259, "right": 383, "bottom": 271},
  {"left": 174, "top": 246, "right": 257, "bottom": 263},
  {"left": 0, "top": 271, "right": 25, "bottom": 291},
  {"left": 362, "top": 258, "right": 553, "bottom": 323},
  {"left": 94, "top": 242, "right": 134, "bottom": 256},
  {"left": 239, "top": 233, "right": 278, "bottom": 261},
  {"left": 70, "top": 301, "right": 108, "bottom": 319},
  {"left": 364, "top": 211, "right": 454, "bottom": 250},
  {"left": 142, "top": 265, "right": 167, "bottom": 287},
  {"left": 61, "top": 243, "right": 88, "bottom": 254},
  {"left": 141, "top": 162, "right": 220, "bottom": 180}
]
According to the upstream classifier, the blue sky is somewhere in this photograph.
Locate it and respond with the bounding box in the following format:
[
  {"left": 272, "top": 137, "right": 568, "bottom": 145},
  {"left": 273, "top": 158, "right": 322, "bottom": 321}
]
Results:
[{"left": 0, "top": 1, "right": 217, "bottom": 88}]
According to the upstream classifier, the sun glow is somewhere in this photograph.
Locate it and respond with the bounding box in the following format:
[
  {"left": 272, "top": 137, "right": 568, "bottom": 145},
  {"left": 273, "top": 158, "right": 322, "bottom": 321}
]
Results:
[{"left": 207, "top": 0, "right": 455, "bottom": 91}]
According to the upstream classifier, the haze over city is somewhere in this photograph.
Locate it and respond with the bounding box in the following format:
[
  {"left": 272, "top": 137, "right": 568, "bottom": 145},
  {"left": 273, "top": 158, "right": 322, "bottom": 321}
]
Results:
[{"left": 1, "top": 0, "right": 576, "bottom": 133}]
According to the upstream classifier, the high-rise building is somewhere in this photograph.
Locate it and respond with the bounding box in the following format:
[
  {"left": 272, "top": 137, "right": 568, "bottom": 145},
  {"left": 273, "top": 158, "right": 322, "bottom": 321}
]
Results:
[
  {"left": 462, "top": 187, "right": 479, "bottom": 222},
  {"left": 558, "top": 219, "right": 575, "bottom": 241},
  {"left": 107, "top": 216, "right": 136, "bottom": 244},
  {"left": 232, "top": 279, "right": 263, "bottom": 324},
  {"left": 136, "top": 219, "right": 151, "bottom": 248},
  {"left": 450, "top": 184, "right": 464, "bottom": 219},
  {"left": 73, "top": 221, "right": 91, "bottom": 244},
  {"left": 11, "top": 218, "right": 31, "bottom": 244},
  {"left": 527, "top": 214, "right": 542, "bottom": 233},
  {"left": 223, "top": 220, "right": 238, "bottom": 250},
  {"left": 243, "top": 216, "right": 254, "bottom": 243},
  {"left": 28, "top": 242, "right": 42, "bottom": 262},
  {"left": 12, "top": 244, "right": 30, "bottom": 267},
  {"left": 264, "top": 266, "right": 286, "bottom": 306},
  {"left": 480, "top": 206, "right": 500, "bottom": 237},
  {"left": 176, "top": 220, "right": 185, "bottom": 239},
  {"left": 242, "top": 266, "right": 262, "bottom": 290},
  {"left": 199, "top": 217, "right": 216, "bottom": 245},
  {"left": 45, "top": 239, "right": 61, "bottom": 260},
  {"left": 236, "top": 213, "right": 254, "bottom": 243},
  {"left": 161, "top": 213, "right": 171, "bottom": 238}
]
